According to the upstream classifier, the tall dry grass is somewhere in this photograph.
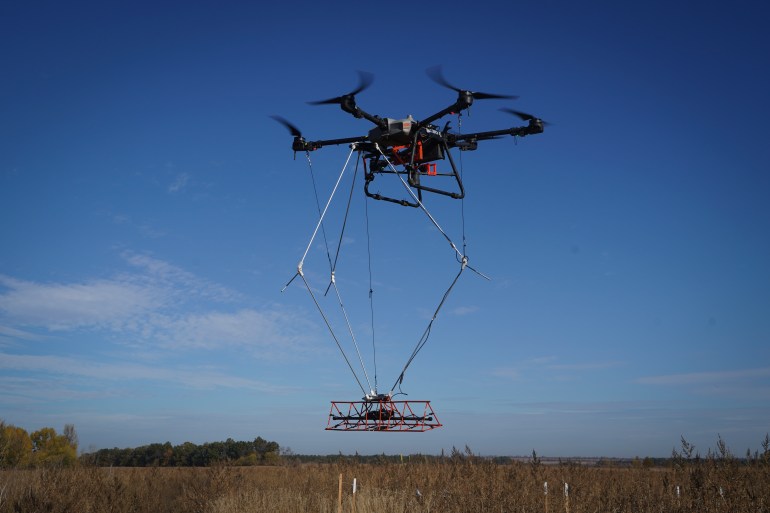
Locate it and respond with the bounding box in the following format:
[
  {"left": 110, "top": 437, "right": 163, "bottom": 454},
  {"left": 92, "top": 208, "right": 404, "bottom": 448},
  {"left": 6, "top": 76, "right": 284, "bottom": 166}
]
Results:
[{"left": 1, "top": 454, "right": 768, "bottom": 512}]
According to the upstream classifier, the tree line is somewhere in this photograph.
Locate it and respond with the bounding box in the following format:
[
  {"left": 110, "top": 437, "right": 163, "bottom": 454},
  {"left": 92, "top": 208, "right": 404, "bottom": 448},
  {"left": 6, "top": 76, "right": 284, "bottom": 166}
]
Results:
[
  {"left": 83, "top": 436, "right": 281, "bottom": 467},
  {"left": 0, "top": 420, "right": 79, "bottom": 467},
  {"left": 1, "top": 419, "right": 280, "bottom": 468}
]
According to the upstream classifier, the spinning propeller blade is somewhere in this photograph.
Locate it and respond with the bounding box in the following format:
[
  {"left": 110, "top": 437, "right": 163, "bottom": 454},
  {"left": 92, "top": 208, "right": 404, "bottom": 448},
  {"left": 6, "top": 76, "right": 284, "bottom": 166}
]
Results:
[
  {"left": 270, "top": 115, "right": 303, "bottom": 137},
  {"left": 308, "top": 70, "right": 374, "bottom": 105},
  {"left": 427, "top": 65, "right": 518, "bottom": 101},
  {"left": 499, "top": 108, "right": 551, "bottom": 125}
]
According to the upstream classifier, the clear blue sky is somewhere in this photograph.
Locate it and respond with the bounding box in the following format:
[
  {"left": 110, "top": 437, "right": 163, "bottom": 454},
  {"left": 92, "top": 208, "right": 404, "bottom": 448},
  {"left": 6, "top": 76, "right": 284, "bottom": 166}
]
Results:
[{"left": 2, "top": 0, "right": 769, "bottom": 458}]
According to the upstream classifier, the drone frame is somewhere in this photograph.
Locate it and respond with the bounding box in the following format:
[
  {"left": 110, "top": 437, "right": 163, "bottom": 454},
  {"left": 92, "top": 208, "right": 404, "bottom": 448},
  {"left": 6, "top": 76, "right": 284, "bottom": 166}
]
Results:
[
  {"left": 274, "top": 67, "right": 545, "bottom": 207},
  {"left": 326, "top": 396, "right": 442, "bottom": 432}
]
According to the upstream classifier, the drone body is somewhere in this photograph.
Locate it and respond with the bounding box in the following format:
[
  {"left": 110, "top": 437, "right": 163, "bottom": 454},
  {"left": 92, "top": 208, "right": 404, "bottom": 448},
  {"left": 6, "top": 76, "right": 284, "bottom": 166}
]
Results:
[{"left": 273, "top": 67, "right": 546, "bottom": 207}]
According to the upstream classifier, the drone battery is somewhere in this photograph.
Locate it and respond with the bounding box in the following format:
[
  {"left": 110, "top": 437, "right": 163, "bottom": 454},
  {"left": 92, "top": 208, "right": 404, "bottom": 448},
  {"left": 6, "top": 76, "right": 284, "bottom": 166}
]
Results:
[
  {"left": 419, "top": 139, "right": 444, "bottom": 163},
  {"left": 368, "top": 116, "right": 415, "bottom": 146}
]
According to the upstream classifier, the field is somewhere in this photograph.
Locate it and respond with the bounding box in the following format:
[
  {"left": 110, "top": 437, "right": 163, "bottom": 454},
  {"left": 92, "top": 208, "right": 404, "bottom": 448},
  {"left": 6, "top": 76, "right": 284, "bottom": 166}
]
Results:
[{"left": 1, "top": 454, "right": 769, "bottom": 513}]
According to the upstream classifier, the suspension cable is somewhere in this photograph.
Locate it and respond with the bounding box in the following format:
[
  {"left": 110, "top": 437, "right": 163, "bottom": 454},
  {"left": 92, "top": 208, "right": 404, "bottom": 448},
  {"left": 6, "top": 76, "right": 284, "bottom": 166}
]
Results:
[
  {"left": 391, "top": 259, "right": 466, "bottom": 394},
  {"left": 371, "top": 144, "right": 473, "bottom": 393},
  {"left": 305, "top": 151, "right": 335, "bottom": 274},
  {"left": 363, "top": 156, "right": 378, "bottom": 393},
  {"left": 326, "top": 154, "right": 374, "bottom": 393},
  {"left": 373, "top": 144, "right": 466, "bottom": 262},
  {"left": 282, "top": 145, "right": 371, "bottom": 395},
  {"left": 299, "top": 273, "right": 368, "bottom": 397},
  {"left": 457, "top": 112, "right": 468, "bottom": 256}
]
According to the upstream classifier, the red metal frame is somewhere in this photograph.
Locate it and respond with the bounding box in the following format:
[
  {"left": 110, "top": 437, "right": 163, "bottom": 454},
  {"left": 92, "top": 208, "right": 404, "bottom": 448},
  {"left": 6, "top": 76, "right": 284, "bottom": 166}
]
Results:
[{"left": 326, "top": 398, "right": 442, "bottom": 432}]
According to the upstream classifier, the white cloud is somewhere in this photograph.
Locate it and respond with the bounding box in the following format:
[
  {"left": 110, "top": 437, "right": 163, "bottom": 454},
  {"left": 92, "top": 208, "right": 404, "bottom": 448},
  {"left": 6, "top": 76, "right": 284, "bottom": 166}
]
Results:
[
  {"left": 491, "top": 367, "right": 520, "bottom": 380},
  {"left": 0, "top": 255, "right": 314, "bottom": 358},
  {"left": 547, "top": 361, "right": 624, "bottom": 371},
  {"left": 0, "top": 352, "right": 292, "bottom": 392},
  {"left": 452, "top": 305, "right": 479, "bottom": 316},
  {"left": 155, "top": 308, "right": 314, "bottom": 353},
  {"left": 0, "top": 324, "right": 47, "bottom": 342},
  {"left": 123, "top": 252, "right": 240, "bottom": 303},
  {"left": 168, "top": 172, "right": 189, "bottom": 193},
  {"left": 636, "top": 367, "right": 770, "bottom": 386},
  {"left": 0, "top": 274, "right": 160, "bottom": 331},
  {"left": 491, "top": 356, "right": 624, "bottom": 381}
]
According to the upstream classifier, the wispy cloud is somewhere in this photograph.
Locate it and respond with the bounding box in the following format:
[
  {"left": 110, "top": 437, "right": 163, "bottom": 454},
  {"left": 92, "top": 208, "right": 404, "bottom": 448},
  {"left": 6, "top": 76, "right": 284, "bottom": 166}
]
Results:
[
  {"left": 153, "top": 308, "right": 314, "bottom": 354},
  {"left": 452, "top": 305, "right": 479, "bottom": 316},
  {"left": 0, "top": 274, "right": 161, "bottom": 331},
  {"left": 0, "top": 253, "right": 314, "bottom": 358},
  {"left": 492, "top": 356, "right": 625, "bottom": 381},
  {"left": 0, "top": 324, "right": 47, "bottom": 342},
  {"left": 0, "top": 353, "right": 293, "bottom": 393},
  {"left": 123, "top": 251, "right": 241, "bottom": 303},
  {"left": 547, "top": 361, "right": 624, "bottom": 371},
  {"left": 168, "top": 172, "right": 189, "bottom": 193},
  {"left": 491, "top": 367, "right": 521, "bottom": 380},
  {"left": 636, "top": 367, "right": 770, "bottom": 386}
]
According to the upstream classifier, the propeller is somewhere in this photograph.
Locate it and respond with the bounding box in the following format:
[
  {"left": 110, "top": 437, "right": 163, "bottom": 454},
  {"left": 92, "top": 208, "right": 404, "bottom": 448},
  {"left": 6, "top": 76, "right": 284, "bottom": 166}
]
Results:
[
  {"left": 427, "top": 65, "right": 518, "bottom": 101},
  {"left": 499, "top": 108, "right": 551, "bottom": 125},
  {"left": 270, "top": 115, "right": 303, "bottom": 138},
  {"left": 308, "top": 70, "right": 374, "bottom": 105}
]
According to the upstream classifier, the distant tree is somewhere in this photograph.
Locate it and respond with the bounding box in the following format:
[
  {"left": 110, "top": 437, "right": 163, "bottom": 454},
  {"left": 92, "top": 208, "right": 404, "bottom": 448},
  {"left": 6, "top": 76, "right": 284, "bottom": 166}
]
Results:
[
  {"left": 30, "top": 426, "right": 78, "bottom": 467},
  {"left": 0, "top": 421, "right": 33, "bottom": 468},
  {"left": 63, "top": 424, "right": 79, "bottom": 451},
  {"left": 254, "top": 436, "right": 280, "bottom": 463}
]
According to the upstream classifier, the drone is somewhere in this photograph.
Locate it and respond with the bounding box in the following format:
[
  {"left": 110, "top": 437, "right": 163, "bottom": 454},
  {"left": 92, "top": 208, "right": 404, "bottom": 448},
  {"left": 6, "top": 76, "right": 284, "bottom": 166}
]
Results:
[
  {"left": 272, "top": 66, "right": 547, "bottom": 207},
  {"left": 276, "top": 68, "right": 548, "bottom": 431}
]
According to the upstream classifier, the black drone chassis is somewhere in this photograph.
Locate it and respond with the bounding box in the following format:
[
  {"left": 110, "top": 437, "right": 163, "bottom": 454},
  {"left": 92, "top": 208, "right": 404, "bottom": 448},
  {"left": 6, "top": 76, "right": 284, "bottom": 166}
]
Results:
[{"left": 274, "top": 67, "right": 546, "bottom": 207}]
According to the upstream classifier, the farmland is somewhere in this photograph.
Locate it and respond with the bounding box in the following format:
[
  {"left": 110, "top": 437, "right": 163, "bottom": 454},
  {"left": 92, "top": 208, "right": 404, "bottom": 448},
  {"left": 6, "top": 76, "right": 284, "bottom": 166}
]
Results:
[{"left": 2, "top": 447, "right": 769, "bottom": 513}]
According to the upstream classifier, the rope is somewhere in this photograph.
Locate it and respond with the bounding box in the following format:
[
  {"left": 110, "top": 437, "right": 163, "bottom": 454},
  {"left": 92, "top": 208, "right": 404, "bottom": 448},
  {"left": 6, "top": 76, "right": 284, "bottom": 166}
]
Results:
[
  {"left": 326, "top": 154, "right": 374, "bottom": 392},
  {"left": 287, "top": 142, "right": 487, "bottom": 396},
  {"left": 457, "top": 112, "right": 468, "bottom": 256},
  {"left": 305, "top": 151, "right": 334, "bottom": 274},
  {"left": 371, "top": 144, "right": 473, "bottom": 393},
  {"left": 363, "top": 157, "right": 378, "bottom": 393},
  {"left": 391, "top": 259, "right": 467, "bottom": 394},
  {"left": 374, "top": 144, "right": 466, "bottom": 262},
  {"left": 297, "top": 146, "right": 356, "bottom": 270},
  {"left": 282, "top": 145, "right": 371, "bottom": 395},
  {"left": 299, "top": 273, "right": 368, "bottom": 396}
]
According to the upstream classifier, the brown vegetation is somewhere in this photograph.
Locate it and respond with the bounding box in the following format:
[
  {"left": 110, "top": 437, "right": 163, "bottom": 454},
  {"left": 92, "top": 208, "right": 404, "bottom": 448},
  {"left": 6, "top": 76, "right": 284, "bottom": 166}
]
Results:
[{"left": 1, "top": 440, "right": 769, "bottom": 513}]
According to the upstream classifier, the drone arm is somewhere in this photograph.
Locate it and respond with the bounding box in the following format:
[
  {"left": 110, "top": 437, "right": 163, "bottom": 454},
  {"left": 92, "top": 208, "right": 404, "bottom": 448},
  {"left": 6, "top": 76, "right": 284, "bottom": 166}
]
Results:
[
  {"left": 357, "top": 109, "right": 387, "bottom": 129},
  {"left": 292, "top": 135, "right": 369, "bottom": 152},
  {"left": 419, "top": 96, "right": 473, "bottom": 128},
  {"left": 447, "top": 120, "right": 545, "bottom": 148},
  {"left": 336, "top": 96, "right": 387, "bottom": 129}
]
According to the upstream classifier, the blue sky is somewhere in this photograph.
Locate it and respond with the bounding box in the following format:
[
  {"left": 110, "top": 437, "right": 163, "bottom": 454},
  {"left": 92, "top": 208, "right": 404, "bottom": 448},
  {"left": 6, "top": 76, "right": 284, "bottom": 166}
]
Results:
[{"left": 2, "top": 0, "right": 769, "bottom": 458}]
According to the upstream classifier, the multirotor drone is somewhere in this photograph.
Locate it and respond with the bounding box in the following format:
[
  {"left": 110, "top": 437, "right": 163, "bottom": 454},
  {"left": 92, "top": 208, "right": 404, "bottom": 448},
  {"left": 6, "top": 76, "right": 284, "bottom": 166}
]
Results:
[
  {"left": 276, "top": 67, "right": 547, "bottom": 432},
  {"left": 272, "top": 66, "right": 547, "bottom": 207}
]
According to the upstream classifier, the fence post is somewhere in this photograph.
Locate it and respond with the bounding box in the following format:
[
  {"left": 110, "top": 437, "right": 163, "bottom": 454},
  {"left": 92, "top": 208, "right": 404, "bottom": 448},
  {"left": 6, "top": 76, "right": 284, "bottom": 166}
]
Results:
[
  {"left": 564, "top": 482, "right": 570, "bottom": 513},
  {"left": 352, "top": 478, "right": 357, "bottom": 513},
  {"left": 338, "top": 473, "right": 342, "bottom": 513},
  {"left": 544, "top": 481, "right": 549, "bottom": 513}
]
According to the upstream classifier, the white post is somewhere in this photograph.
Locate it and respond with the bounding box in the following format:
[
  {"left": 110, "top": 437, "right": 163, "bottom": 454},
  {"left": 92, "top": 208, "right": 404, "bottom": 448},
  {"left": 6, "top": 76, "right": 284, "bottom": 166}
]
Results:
[{"left": 564, "top": 482, "right": 570, "bottom": 513}]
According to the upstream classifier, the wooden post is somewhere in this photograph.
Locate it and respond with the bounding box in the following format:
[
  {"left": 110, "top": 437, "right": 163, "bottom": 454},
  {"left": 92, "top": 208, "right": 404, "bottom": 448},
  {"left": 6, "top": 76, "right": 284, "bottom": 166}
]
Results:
[
  {"left": 352, "top": 478, "right": 357, "bottom": 513},
  {"left": 564, "top": 482, "right": 569, "bottom": 513},
  {"left": 338, "top": 473, "right": 342, "bottom": 513},
  {"left": 544, "top": 481, "right": 549, "bottom": 513}
]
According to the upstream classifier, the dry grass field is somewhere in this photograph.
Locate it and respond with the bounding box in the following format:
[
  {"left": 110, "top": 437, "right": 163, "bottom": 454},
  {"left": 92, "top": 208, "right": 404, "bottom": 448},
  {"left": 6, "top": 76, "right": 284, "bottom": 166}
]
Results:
[{"left": 1, "top": 452, "right": 769, "bottom": 513}]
